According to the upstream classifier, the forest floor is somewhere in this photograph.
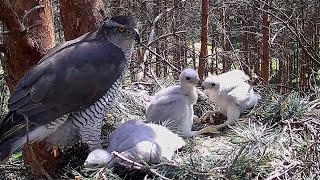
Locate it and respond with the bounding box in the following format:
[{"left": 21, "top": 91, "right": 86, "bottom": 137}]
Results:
[{"left": 0, "top": 77, "right": 319, "bottom": 180}]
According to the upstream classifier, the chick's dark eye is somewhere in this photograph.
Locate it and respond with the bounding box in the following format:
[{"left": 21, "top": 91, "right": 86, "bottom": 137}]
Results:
[
  {"left": 211, "top": 83, "right": 216, "bottom": 86},
  {"left": 186, "top": 77, "right": 191, "bottom": 80},
  {"left": 118, "top": 26, "right": 126, "bottom": 32}
]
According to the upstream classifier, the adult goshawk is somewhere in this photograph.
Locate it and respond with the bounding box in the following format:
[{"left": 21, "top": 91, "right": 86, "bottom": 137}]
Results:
[{"left": 0, "top": 16, "right": 140, "bottom": 162}]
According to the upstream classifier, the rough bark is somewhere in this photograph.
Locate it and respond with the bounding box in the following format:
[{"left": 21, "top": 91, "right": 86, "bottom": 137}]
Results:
[
  {"left": 262, "top": 0, "right": 271, "bottom": 84},
  {"left": 59, "top": 0, "right": 106, "bottom": 40},
  {"left": 0, "top": 0, "right": 55, "bottom": 91},
  {"left": 0, "top": 0, "right": 56, "bottom": 177},
  {"left": 198, "top": 0, "right": 208, "bottom": 80}
]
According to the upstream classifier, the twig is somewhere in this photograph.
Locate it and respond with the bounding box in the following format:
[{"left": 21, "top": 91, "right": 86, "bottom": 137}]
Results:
[
  {"left": 146, "top": 0, "right": 186, "bottom": 46},
  {"left": 150, "top": 70, "right": 163, "bottom": 89},
  {"left": 211, "top": 14, "right": 242, "bottom": 71},
  {"left": 147, "top": 31, "right": 187, "bottom": 47},
  {"left": 139, "top": 43, "right": 181, "bottom": 73},
  {"left": 0, "top": 163, "right": 26, "bottom": 172},
  {"left": 130, "top": 81, "right": 155, "bottom": 87},
  {"left": 265, "top": 161, "right": 299, "bottom": 180},
  {"left": 22, "top": 5, "right": 45, "bottom": 26},
  {"left": 111, "top": 151, "right": 171, "bottom": 180},
  {"left": 93, "top": 167, "right": 108, "bottom": 179}
]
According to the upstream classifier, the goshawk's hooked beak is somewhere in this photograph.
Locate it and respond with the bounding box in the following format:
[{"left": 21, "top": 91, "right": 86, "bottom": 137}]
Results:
[{"left": 133, "top": 28, "right": 140, "bottom": 43}]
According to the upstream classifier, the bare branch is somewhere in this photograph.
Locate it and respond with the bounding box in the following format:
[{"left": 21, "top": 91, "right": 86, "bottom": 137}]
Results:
[
  {"left": 140, "top": 0, "right": 187, "bottom": 75},
  {"left": 211, "top": 14, "right": 243, "bottom": 70},
  {"left": 146, "top": 0, "right": 186, "bottom": 45},
  {"left": 147, "top": 31, "right": 187, "bottom": 47},
  {"left": 111, "top": 151, "right": 171, "bottom": 180},
  {"left": 140, "top": 43, "right": 181, "bottom": 73},
  {"left": 22, "top": 5, "right": 45, "bottom": 26}
]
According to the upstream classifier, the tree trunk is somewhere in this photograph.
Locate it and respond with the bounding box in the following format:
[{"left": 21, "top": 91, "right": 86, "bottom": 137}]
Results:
[
  {"left": 220, "top": 6, "right": 228, "bottom": 72},
  {"left": 261, "top": 0, "right": 271, "bottom": 84},
  {"left": 0, "top": 0, "right": 56, "bottom": 177},
  {"left": 198, "top": 0, "right": 208, "bottom": 80},
  {"left": 210, "top": 37, "right": 215, "bottom": 74},
  {"left": 0, "top": 0, "right": 55, "bottom": 91},
  {"left": 59, "top": 0, "right": 106, "bottom": 40},
  {"left": 253, "top": 31, "right": 260, "bottom": 76},
  {"left": 277, "top": 58, "right": 283, "bottom": 92},
  {"left": 155, "top": 0, "right": 161, "bottom": 77},
  {"left": 192, "top": 39, "right": 196, "bottom": 69},
  {"left": 287, "top": 43, "right": 293, "bottom": 88},
  {"left": 242, "top": 16, "right": 249, "bottom": 74},
  {"left": 299, "top": 0, "right": 307, "bottom": 91}
]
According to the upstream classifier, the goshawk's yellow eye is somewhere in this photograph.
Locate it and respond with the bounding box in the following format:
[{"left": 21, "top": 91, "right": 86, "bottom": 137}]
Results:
[{"left": 118, "top": 26, "right": 126, "bottom": 32}]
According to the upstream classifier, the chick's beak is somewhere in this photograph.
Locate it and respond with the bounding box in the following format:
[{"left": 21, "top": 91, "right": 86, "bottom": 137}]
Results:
[
  {"left": 197, "top": 78, "right": 202, "bottom": 87},
  {"left": 202, "top": 82, "right": 208, "bottom": 90}
]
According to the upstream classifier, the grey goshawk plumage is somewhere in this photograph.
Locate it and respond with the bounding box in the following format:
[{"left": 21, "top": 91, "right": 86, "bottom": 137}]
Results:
[
  {"left": 146, "top": 68, "right": 214, "bottom": 137},
  {"left": 0, "top": 16, "right": 140, "bottom": 162},
  {"left": 200, "top": 70, "right": 260, "bottom": 132},
  {"left": 84, "top": 119, "right": 185, "bottom": 167}
]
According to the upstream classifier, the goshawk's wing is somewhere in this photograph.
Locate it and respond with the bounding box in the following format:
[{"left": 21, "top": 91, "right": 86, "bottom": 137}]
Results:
[{"left": 0, "top": 30, "right": 126, "bottom": 142}]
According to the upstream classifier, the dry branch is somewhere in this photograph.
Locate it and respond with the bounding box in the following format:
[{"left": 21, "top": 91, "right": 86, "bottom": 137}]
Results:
[
  {"left": 146, "top": 0, "right": 186, "bottom": 46},
  {"left": 265, "top": 161, "right": 299, "bottom": 180},
  {"left": 140, "top": 43, "right": 181, "bottom": 73},
  {"left": 22, "top": 5, "right": 44, "bottom": 26},
  {"left": 0, "top": 0, "right": 34, "bottom": 48},
  {"left": 147, "top": 30, "right": 187, "bottom": 47},
  {"left": 111, "top": 151, "right": 171, "bottom": 180},
  {"left": 141, "top": 0, "right": 186, "bottom": 76}
]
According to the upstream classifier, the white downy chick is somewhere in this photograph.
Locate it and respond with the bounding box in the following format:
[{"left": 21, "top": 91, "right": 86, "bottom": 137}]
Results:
[
  {"left": 84, "top": 119, "right": 185, "bottom": 168},
  {"left": 201, "top": 70, "right": 260, "bottom": 130},
  {"left": 146, "top": 68, "right": 208, "bottom": 137}
]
